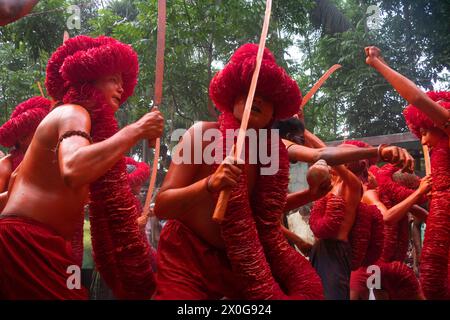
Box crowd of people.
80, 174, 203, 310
0, 0, 449, 300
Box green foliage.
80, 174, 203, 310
0, 0, 448, 155
297, 0, 449, 140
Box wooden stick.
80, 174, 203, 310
63, 31, 70, 43
301, 64, 342, 110
423, 145, 431, 175
212, 0, 273, 222
37, 81, 45, 98
143, 0, 166, 218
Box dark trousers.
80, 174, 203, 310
309, 238, 352, 300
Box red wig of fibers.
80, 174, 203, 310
339, 140, 373, 184
403, 91, 450, 138
125, 157, 150, 191
0, 97, 50, 148
349, 203, 384, 270
369, 165, 379, 176
209, 44, 301, 121
310, 195, 384, 270
309, 194, 345, 239
46, 35, 154, 299
46, 35, 138, 106
419, 138, 450, 299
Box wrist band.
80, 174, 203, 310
55, 130, 93, 154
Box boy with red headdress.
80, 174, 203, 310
154, 43, 324, 299
366, 46, 450, 299
0, 35, 163, 299
0, 96, 50, 193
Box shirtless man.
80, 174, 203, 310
365, 46, 450, 300
154, 44, 323, 300
303, 130, 412, 299
0, 35, 163, 299
365, 46, 450, 146
306, 139, 364, 299
0, 0, 39, 26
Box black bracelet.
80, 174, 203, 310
55, 130, 93, 154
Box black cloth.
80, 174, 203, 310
309, 238, 352, 300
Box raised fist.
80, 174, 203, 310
365, 46, 386, 66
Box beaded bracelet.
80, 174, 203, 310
55, 130, 93, 153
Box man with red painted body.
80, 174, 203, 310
366, 46, 450, 299
154, 44, 324, 300
0, 35, 163, 299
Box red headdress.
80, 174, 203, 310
369, 165, 380, 176
209, 43, 301, 121
403, 91, 450, 138
342, 139, 371, 148
125, 157, 150, 191
0, 97, 50, 148
45, 35, 138, 106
